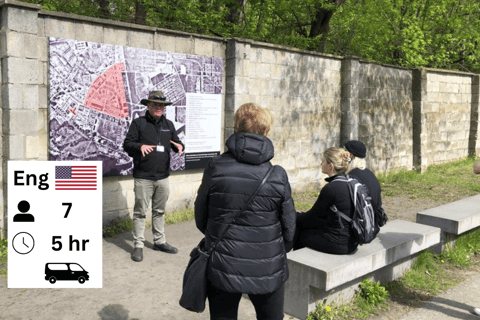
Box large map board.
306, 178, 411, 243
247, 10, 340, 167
48, 37, 223, 176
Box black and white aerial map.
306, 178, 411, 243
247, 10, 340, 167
49, 37, 223, 176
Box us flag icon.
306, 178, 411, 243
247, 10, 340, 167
55, 166, 97, 190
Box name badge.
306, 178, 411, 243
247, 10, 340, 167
156, 145, 165, 152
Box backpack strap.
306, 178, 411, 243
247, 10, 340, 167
330, 205, 351, 229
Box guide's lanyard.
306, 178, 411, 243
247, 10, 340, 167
156, 120, 171, 153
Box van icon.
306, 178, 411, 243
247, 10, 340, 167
45, 263, 89, 284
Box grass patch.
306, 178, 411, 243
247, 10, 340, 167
307, 278, 389, 320
377, 156, 480, 202
0, 238, 7, 278
293, 189, 320, 212
103, 208, 195, 238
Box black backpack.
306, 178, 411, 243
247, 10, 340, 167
330, 175, 377, 245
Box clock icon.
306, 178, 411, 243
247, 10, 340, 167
12, 232, 35, 254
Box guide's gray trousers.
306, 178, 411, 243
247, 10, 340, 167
132, 177, 170, 248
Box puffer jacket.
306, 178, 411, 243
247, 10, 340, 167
194, 132, 296, 294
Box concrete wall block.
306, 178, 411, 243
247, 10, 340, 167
175, 35, 194, 54
37, 17, 45, 37
1, 30, 25, 58
7, 110, 39, 135
103, 177, 120, 193
2, 83, 22, 109
227, 40, 248, 60
4, 58, 40, 84
194, 38, 213, 57
38, 128, 48, 160
23, 84, 38, 110
226, 58, 243, 77
3, 6, 38, 34
261, 49, 276, 64
212, 41, 225, 58
255, 63, 271, 79
25, 135, 40, 159
103, 190, 128, 212
104, 27, 128, 47
37, 36, 48, 62
24, 33, 39, 60
38, 85, 47, 109
44, 17, 75, 40
154, 32, 176, 52
129, 30, 154, 49
8, 135, 25, 159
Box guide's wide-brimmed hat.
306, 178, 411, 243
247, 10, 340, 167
141, 91, 172, 106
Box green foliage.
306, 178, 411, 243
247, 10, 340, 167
0, 238, 7, 277
103, 218, 134, 238
358, 278, 389, 305
306, 299, 352, 320
19, 0, 480, 72
327, 0, 480, 72
306, 279, 389, 320
441, 227, 480, 267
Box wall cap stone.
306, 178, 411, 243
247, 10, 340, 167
38, 9, 227, 44
228, 37, 343, 60
359, 58, 412, 71
424, 67, 477, 77
0, 0, 41, 10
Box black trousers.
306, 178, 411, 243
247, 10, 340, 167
207, 282, 285, 320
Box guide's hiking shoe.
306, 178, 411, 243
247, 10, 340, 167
153, 242, 178, 254
131, 247, 143, 262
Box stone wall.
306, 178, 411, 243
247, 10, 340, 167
423, 71, 472, 166
1, 0, 480, 238
226, 39, 342, 191
357, 62, 413, 172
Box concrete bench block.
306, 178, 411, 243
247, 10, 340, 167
285, 220, 441, 319
416, 195, 480, 235
416, 194, 480, 253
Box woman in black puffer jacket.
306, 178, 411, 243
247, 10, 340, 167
195, 103, 296, 320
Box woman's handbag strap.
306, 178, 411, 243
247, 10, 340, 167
209, 165, 275, 253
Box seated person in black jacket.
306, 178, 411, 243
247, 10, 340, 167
293, 147, 358, 255
344, 140, 385, 232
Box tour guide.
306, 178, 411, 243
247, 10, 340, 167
123, 91, 184, 262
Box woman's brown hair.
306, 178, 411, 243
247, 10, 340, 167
234, 103, 273, 136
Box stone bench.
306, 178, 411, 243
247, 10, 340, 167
284, 220, 441, 320
416, 194, 480, 253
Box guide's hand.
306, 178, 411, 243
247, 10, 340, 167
170, 140, 183, 155
141, 145, 155, 157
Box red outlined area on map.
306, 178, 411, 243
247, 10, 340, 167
83, 63, 128, 119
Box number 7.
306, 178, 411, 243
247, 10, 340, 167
62, 203, 72, 218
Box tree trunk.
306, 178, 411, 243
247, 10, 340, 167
227, 0, 247, 24
94, 0, 111, 19
135, 0, 147, 25
309, 0, 344, 52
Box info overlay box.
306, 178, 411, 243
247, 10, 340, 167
8, 161, 102, 288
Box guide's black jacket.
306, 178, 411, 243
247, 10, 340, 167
194, 132, 296, 294
123, 111, 184, 180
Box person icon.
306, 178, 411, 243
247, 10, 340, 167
13, 200, 34, 222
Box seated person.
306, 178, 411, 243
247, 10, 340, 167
344, 140, 386, 231
293, 147, 357, 255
